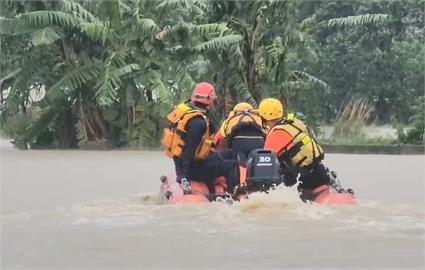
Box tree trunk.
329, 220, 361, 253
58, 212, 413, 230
91, 104, 108, 136
224, 85, 233, 115
243, 13, 261, 103
57, 108, 77, 148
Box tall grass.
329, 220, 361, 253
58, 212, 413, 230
332, 97, 373, 139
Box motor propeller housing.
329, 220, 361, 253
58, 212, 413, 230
244, 149, 282, 193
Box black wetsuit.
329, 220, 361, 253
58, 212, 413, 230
224, 124, 265, 193
228, 125, 264, 162
297, 162, 331, 190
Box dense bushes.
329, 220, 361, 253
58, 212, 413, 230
1, 0, 423, 148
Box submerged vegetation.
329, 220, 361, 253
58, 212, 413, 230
0, 0, 424, 149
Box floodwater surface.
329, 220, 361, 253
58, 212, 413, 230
1, 140, 424, 269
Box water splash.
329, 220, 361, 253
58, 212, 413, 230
3, 189, 424, 236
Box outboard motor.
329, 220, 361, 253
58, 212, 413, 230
244, 149, 282, 193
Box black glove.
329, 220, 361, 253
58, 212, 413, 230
281, 160, 298, 187
177, 176, 191, 194
347, 188, 355, 197
233, 185, 248, 196
283, 171, 297, 187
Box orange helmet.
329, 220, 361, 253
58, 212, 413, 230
191, 82, 216, 107
232, 102, 253, 113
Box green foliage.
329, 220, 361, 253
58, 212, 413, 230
47, 63, 101, 101
299, 0, 424, 125
58, 0, 97, 22
1, 112, 30, 149
31, 27, 63, 46
1, 0, 423, 149
393, 97, 424, 144
81, 22, 114, 45
194, 34, 243, 51
322, 13, 391, 28
131, 18, 160, 37
17, 11, 84, 28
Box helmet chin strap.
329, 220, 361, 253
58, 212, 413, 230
265, 118, 280, 130
190, 100, 208, 112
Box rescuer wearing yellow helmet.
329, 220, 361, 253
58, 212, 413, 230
258, 98, 353, 201
213, 102, 266, 192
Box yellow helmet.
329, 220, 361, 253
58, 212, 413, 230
259, 98, 284, 121
233, 102, 253, 112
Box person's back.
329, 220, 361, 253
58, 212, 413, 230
215, 103, 265, 162
259, 98, 353, 201
226, 113, 265, 163
171, 103, 209, 181
162, 82, 237, 194
214, 103, 266, 193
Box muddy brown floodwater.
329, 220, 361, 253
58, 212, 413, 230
1, 140, 424, 269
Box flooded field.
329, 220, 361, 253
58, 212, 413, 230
1, 141, 424, 269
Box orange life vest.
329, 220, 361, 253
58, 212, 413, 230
221, 110, 264, 138
162, 103, 213, 160
270, 113, 323, 167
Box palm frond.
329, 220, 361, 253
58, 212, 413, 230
47, 63, 100, 101
118, 0, 132, 16
27, 105, 61, 142
130, 17, 161, 39
17, 11, 84, 29
192, 23, 228, 36
173, 64, 196, 92
94, 51, 131, 106
81, 22, 114, 44
98, 0, 128, 25
114, 63, 141, 77
300, 15, 317, 31
266, 37, 285, 61
194, 34, 243, 51
127, 102, 160, 147
0, 69, 22, 86
95, 53, 122, 106
166, 21, 190, 35
292, 70, 329, 91
95, 69, 121, 106
229, 73, 256, 105
321, 14, 391, 29
280, 80, 305, 94
188, 59, 211, 76
192, 0, 208, 13
31, 27, 64, 46
0, 16, 40, 35
58, 0, 97, 22
157, 0, 205, 16
151, 78, 171, 103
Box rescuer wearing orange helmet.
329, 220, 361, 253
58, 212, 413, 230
162, 82, 237, 194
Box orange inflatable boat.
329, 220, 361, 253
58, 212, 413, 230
160, 150, 356, 205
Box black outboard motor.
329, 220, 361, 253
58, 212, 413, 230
244, 149, 282, 193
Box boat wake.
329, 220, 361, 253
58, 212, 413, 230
2, 186, 424, 238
